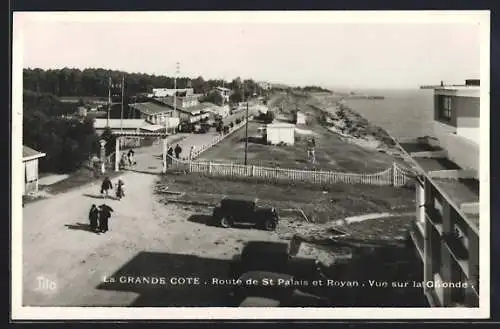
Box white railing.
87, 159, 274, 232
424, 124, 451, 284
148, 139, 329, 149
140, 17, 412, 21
169, 154, 416, 187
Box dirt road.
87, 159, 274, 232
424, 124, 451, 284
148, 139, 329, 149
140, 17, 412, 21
22, 133, 283, 307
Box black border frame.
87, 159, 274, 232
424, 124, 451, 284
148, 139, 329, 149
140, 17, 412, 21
8, 0, 499, 326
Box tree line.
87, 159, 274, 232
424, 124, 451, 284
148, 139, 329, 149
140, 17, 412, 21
22, 67, 288, 174
23, 68, 270, 104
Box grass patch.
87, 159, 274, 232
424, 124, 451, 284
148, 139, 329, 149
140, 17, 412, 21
156, 173, 414, 223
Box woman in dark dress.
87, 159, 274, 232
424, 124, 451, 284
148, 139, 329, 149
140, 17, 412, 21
88, 204, 99, 232
98, 205, 113, 233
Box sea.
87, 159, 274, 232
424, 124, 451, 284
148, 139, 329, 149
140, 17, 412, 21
341, 88, 435, 140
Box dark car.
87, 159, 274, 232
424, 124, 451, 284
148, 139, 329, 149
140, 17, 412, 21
177, 122, 195, 133
194, 123, 211, 134
212, 197, 279, 231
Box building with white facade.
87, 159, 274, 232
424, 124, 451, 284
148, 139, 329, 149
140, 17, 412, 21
23, 146, 46, 195
397, 79, 480, 308
266, 123, 295, 145
215, 87, 232, 103
151, 88, 194, 98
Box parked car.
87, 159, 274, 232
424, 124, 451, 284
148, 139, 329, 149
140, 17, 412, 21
195, 123, 211, 134
212, 197, 279, 230
177, 122, 195, 133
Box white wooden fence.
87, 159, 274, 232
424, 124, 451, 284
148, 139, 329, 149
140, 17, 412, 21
189, 119, 249, 159
168, 154, 416, 187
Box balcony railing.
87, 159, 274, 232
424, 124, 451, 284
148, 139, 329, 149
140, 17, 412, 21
411, 221, 425, 260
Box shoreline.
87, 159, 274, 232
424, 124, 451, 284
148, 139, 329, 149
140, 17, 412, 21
307, 93, 412, 166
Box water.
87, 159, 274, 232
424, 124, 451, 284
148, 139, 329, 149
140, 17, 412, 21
344, 89, 435, 139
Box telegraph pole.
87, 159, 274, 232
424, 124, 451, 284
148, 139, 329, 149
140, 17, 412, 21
174, 62, 180, 115
120, 75, 125, 132
244, 90, 249, 165
107, 76, 111, 127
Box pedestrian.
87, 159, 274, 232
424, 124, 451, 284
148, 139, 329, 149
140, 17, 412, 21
189, 145, 195, 160
120, 153, 128, 169
174, 144, 182, 159
100, 176, 113, 198
127, 149, 136, 166
116, 179, 125, 200
167, 147, 174, 167
88, 204, 99, 232
98, 204, 113, 233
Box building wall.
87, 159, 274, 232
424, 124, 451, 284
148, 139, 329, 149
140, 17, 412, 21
419, 177, 479, 307
266, 127, 295, 145
442, 133, 479, 175
24, 158, 39, 195
296, 113, 306, 124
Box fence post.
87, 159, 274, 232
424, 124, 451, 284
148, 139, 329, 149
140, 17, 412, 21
209, 161, 212, 175
392, 162, 397, 187
251, 165, 255, 177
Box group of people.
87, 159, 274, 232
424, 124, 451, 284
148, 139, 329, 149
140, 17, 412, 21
166, 144, 198, 166
119, 149, 136, 169
88, 204, 113, 233
166, 144, 185, 167
100, 176, 125, 200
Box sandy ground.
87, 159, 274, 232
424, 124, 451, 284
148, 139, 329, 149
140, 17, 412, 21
22, 169, 288, 307
22, 132, 287, 307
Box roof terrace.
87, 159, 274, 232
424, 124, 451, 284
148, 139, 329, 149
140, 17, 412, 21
397, 138, 480, 231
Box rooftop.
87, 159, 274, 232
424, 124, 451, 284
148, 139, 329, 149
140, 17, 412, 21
129, 102, 173, 115
267, 123, 296, 129
397, 138, 479, 230
93, 118, 148, 130
23, 145, 46, 160
158, 98, 211, 114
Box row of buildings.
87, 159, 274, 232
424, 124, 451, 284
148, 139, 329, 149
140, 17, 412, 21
92, 87, 238, 135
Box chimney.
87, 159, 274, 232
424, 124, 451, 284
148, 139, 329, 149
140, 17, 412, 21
440, 81, 444, 87
465, 79, 480, 86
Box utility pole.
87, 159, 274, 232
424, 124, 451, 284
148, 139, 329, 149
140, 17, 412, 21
120, 75, 125, 132
244, 91, 249, 165
174, 62, 180, 118
107, 76, 111, 127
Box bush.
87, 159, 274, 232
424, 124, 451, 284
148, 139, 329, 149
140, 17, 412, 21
223, 125, 230, 134
229, 122, 234, 128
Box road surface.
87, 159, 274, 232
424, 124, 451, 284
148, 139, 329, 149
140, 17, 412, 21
22, 133, 281, 306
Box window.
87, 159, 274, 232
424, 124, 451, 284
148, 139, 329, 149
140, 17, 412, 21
439, 96, 453, 121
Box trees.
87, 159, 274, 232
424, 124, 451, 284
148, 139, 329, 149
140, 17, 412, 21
23, 68, 235, 99
23, 91, 100, 173
201, 90, 224, 106
229, 91, 243, 104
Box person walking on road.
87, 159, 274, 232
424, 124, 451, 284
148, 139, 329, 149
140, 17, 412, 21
100, 177, 113, 199
189, 145, 195, 161
167, 147, 174, 167
88, 204, 99, 232
174, 144, 182, 159
98, 204, 113, 233
127, 149, 136, 166
116, 179, 125, 200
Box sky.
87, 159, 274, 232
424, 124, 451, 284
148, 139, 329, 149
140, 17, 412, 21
15, 11, 487, 90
